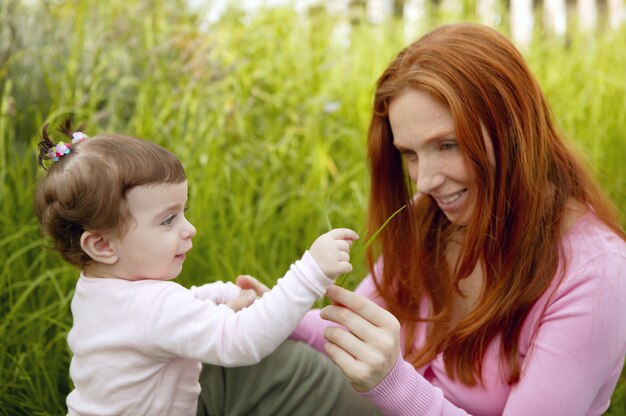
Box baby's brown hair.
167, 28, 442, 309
35, 119, 186, 268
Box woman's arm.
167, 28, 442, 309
321, 285, 469, 415
320, 250, 626, 416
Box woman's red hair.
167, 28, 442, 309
366, 23, 625, 385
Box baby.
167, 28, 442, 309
35, 119, 358, 415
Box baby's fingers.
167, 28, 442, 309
326, 228, 359, 243
236, 275, 270, 296
225, 289, 256, 311
338, 250, 350, 262
338, 261, 353, 275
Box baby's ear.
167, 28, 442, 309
80, 231, 118, 264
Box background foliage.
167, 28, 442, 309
1, 0, 624, 414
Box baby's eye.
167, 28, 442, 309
161, 214, 176, 226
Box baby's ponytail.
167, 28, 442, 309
37, 117, 87, 169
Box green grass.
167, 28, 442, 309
1, 1, 625, 414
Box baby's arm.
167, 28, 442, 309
190, 278, 267, 311
147, 228, 358, 366
190, 281, 242, 304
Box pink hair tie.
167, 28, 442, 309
48, 132, 88, 162
72, 132, 88, 144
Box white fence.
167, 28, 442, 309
197, 0, 626, 48
344, 0, 625, 47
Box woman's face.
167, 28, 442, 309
389, 88, 480, 226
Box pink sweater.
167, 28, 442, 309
293, 212, 626, 415
66, 251, 331, 416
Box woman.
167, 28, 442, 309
295, 23, 626, 414
199, 23, 626, 415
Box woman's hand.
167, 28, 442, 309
224, 275, 271, 311
320, 285, 401, 392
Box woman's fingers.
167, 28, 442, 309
323, 324, 373, 360
325, 285, 400, 331
321, 305, 399, 366
321, 285, 402, 392
321, 303, 376, 343
323, 330, 397, 392
323, 340, 364, 387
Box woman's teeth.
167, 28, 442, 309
440, 191, 464, 204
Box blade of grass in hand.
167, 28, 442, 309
337, 204, 407, 287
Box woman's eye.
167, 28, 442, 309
440, 142, 458, 151
161, 215, 176, 226
402, 150, 418, 161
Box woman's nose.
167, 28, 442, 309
416, 157, 444, 195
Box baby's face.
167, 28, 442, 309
110, 181, 196, 281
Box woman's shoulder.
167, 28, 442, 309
562, 209, 626, 264
554, 209, 626, 302
520, 210, 626, 348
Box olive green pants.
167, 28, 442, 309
196, 340, 381, 416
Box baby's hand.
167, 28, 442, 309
309, 228, 359, 279
236, 275, 270, 297
224, 275, 271, 311
225, 289, 257, 312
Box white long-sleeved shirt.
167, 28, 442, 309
66, 251, 331, 416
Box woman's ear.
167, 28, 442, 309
80, 231, 118, 264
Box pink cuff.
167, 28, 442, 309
361, 354, 443, 415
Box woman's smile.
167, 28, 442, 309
433, 189, 468, 212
